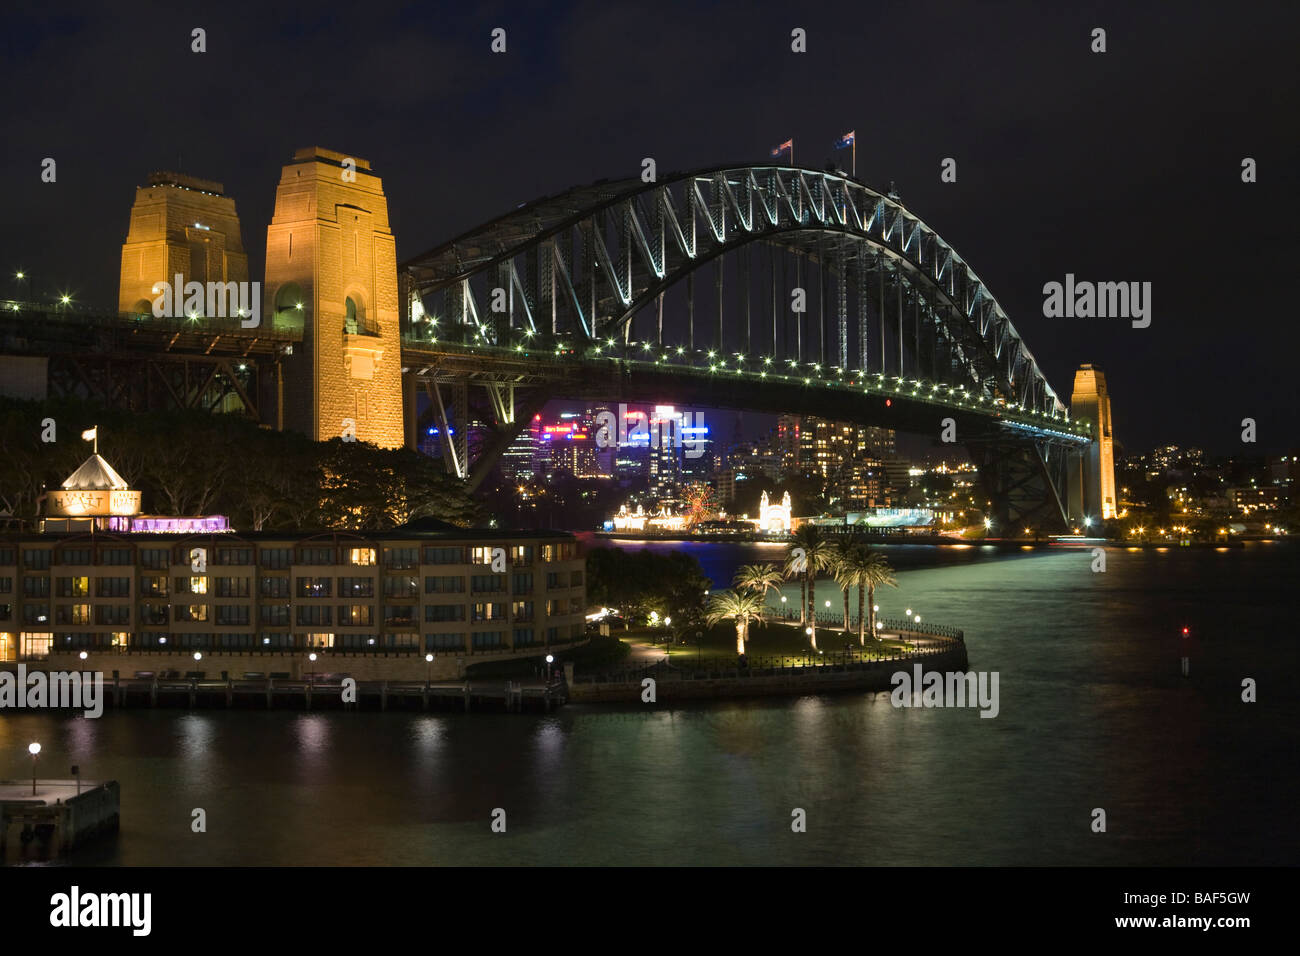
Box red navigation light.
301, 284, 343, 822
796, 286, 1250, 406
885, 399, 892, 407
1181, 627, 1190, 636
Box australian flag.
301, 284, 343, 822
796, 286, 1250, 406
834, 130, 855, 150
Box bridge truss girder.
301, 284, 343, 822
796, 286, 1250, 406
402, 165, 1067, 419
45, 352, 272, 421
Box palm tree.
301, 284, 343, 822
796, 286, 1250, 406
786, 524, 835, 650
862, 550, 898, 643
831, 543, 854, 632
734, 563, 783, 609
705, 589, 766, 656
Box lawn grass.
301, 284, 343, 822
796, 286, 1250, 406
650, 619, 912, 668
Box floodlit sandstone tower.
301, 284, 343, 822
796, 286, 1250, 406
1069, 364, 1117, 523
263, 147, 403, 448
118, 172, 248, 314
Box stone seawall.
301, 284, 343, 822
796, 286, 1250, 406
567, 645, 970, 703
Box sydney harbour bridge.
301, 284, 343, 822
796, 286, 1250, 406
0, 162, 1095, 532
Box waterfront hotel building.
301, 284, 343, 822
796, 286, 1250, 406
0, 456, 587, 681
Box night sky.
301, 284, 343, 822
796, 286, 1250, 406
2, 1, 1296, 454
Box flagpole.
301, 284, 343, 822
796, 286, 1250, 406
852, 139, 856, 177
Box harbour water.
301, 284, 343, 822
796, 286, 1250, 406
3, 539, 1296, 865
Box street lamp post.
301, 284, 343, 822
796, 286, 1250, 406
425, 653, 434, 687
29, 742, 41, 795
308, 652, 317, 684
545, 654, 554, 682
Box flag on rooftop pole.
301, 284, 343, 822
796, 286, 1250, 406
770, 139, 793, 166
81, 426, 97, 453
834, 131, 856, 176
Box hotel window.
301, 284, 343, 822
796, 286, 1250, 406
545, 626, 559, 643
0, 576, 11, 593
56, 576, 89, 597
571, 570, 584, 586
297, 546, 335, 565
215, 605, 250, 626
546, 599, 563, 616
424, 604, 465, 623
471, 574, 505, 593
424, 575, 464, 594
176, 605, 208, 623
472, 631, 505, 650
139, 604, 169, 626
509, 545, 533, 565
56, 604, 91, 625
140, 548, 171, 570
140, 574, 168, 597
472, 602, 504, 622
0, 548, 14, 565
260, 548, 292, 569
511, 572, 533, 594
259, 605, 290, 626
20, 632, 53, 657
22, 604, 50, 625
382, 547, 418, 570
383, 605, 417, 626
216, 577, 250, 597
383, 575, 418, 598
296, 577, 332, 598
570, 597, 583, 614
388, 633, 419, 649
0, 602, 12, 621
470, 546, 496, 565
216, 548, 252, 566
546, 572, 562, 589
95, 606, 131, 626
348, 547, 376, 566
297, 605, 332, 626
95, 577, 131, 598
23, 549, 51, 570
541, 544, 554, 563
511, 600, 533, 622
425, 633, 464, 651
259, 576, 290, 598
339, 577, 374, 597
100, 548, 133, 566
423, 546, 462, 564
259, 632, 292, 648
340, 605, 373, 626
59, 547, 92, 565
513, 628, 535, 646
304, 633, 335, 649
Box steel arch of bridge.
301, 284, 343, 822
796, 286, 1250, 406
402, 164, 1067, 419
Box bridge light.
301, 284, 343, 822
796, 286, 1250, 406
607, 338, 615, 347
885, 398, 891, 406
60, 294, 71, 304
295, 302, 303, 310
9, 304, 16, 312
642, 342, 651, 351
708, 350, 716, 358
15, 271, 23, 279
676, 346, 684, 354
764, 356, 772, 365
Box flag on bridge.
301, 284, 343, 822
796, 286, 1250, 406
81, 426, 98, 453
770, 139, 793, 165
834, 131, 856, 176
